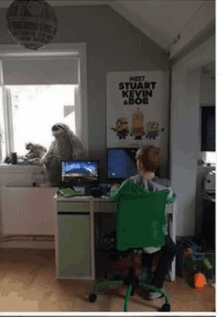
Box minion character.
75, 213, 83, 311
111, 117, 129, 140
145, 121, 164, 140
130, 109, 145, 140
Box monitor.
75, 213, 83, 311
107, 148, 138, 183
61, 160, 99, 188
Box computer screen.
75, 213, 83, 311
61, 160, 99, 188
107, 148, 138, 182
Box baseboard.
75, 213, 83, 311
0, 241, 55, 249
0, 235, 55, 249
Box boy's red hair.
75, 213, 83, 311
136, 146, 162, 173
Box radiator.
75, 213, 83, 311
1, 187, 58, 235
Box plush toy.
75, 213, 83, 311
4, 156, 12, 164
25, 142, 47, 166
41, 123, 85, 187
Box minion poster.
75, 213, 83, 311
107, 71, 169, 149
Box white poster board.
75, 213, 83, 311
107, 71, 169, 151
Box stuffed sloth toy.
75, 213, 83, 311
25, 143, 47, 166
41, 123, 85, 187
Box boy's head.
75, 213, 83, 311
135, 146, 161, 174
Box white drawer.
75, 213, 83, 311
93, 201, 117, 212
58, 202, 90, 212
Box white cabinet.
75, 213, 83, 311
58, 214, 91, 278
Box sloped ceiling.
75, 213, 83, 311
0, 0, 215, 57
110, 0, 206, 50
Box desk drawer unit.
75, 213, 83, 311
58, 213, 91, 278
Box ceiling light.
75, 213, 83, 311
6, 0, 58, 50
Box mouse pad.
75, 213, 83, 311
62, 188, 76, 196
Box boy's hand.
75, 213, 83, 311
111, 184, 120, 192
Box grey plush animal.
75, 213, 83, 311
25, 142, 47, 166
41, 123, 85, 187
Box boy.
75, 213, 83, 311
111, 146, 176, 300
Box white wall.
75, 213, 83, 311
170, 69, 201, 236
170, 35, 215, 237
200, 71, 215, 106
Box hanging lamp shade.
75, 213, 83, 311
6, 0, 58, 50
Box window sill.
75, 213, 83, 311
197, 164, 216, 170
0, 164, 44, 173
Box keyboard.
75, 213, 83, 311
73, 187, 86, 194
59, 187, 86, 197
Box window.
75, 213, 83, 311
201, 106, 215, 152
203, 152, 216, 165
199, 105, 216, 165
0, 44, 88, 164
4, 85, 77, 156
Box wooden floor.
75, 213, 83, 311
0, 248, 215, 312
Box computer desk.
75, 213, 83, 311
54, 195, 177, 282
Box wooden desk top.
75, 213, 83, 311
54, 194, 112, 202
54, 194, 174, 214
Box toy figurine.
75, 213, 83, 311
25, 142, 47, 166
41, 123, 84, 187
130, 109, 145, 140
145, 121, 164, 140
183, 239, 213, 288
111, 117, 129, 140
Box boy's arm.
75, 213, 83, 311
110, 179, 134, 201
153, 178, 176, 203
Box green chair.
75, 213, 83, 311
89, 185, 174, 312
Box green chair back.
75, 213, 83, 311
116, 191, 169, 251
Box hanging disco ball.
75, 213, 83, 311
6, 0, 58, 50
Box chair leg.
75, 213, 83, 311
140, 283, 169, 301
124, 284, 133, 312
89, 280, 124, 303
93, 280, 124, 295
139, 282, 170, 311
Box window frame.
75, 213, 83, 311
0, 43, 89, 166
